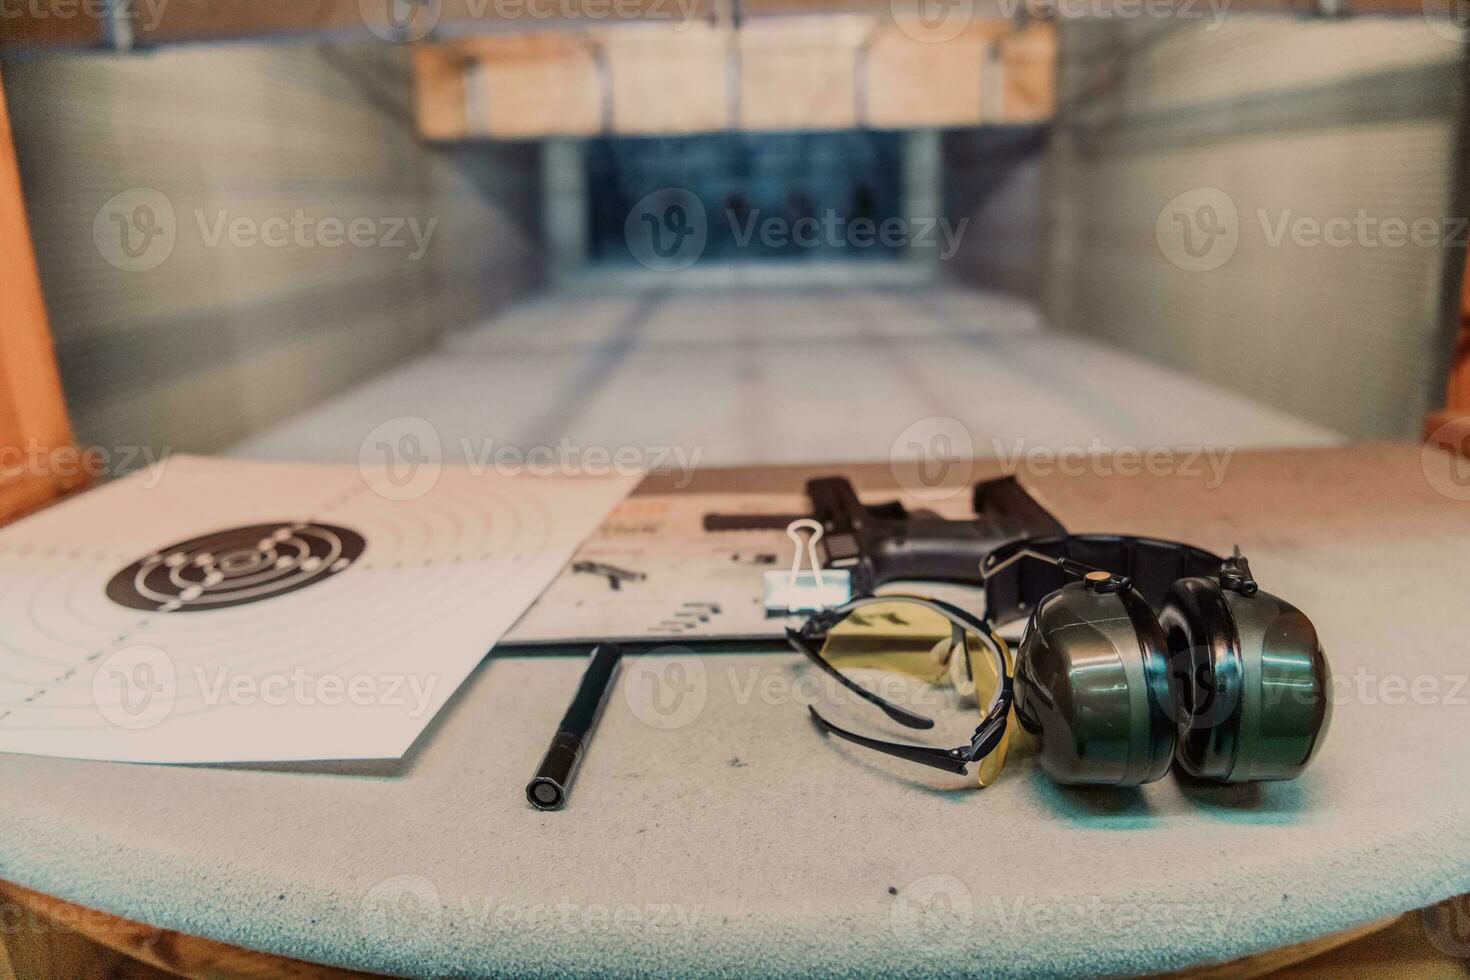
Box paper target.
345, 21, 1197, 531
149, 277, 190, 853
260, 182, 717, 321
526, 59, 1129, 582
106, 523, 366, 613
0, 456, 636, 762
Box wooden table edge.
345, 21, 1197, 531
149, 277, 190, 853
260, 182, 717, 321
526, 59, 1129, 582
6, 876, 1459, 979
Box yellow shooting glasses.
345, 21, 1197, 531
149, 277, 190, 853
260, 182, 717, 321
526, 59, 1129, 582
786, 595, 1015, 787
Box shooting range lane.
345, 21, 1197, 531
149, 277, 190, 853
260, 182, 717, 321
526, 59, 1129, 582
1, 447, 1466, 977
230, 267, 1341, 466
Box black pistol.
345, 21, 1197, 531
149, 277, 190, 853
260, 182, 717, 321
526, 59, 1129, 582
702, 475, 1065, 596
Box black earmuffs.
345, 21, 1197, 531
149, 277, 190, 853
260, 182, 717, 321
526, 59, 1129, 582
982, 535, 1332, 787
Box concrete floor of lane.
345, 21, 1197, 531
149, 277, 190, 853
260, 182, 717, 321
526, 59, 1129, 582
232, 263, 1342, 466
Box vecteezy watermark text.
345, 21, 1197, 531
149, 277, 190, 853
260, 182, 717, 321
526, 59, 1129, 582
358, 874, 703, 944
194, 210, 437, 260
356, 0, 701, 42
889, 0, 1228, 44
992, 437, 1234, 489
93, 646, 443, 730
193, 666, 440, 718
475, 0, 700, 24
1003, 0, 1228, 25
459, 437, 701, 483
358, 416, 704, 501
1158, 187, 1470, 273
94, 188, 439, 272
0, 439, 169, 487
726, 211, 968, 259
886, 419, 1236, 503
625, 188, 969, 271
1257, 210, 1468, 251
0, 0, 168, 31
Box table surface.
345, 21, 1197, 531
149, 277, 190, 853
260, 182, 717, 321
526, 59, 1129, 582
3, 445, 1468, 978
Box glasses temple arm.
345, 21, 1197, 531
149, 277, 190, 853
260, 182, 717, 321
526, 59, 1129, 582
785, 628, 934, 730
806, 707, 971, 775
806, 699, 1011, 776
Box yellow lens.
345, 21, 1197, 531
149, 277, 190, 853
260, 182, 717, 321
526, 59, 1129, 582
967, 631, 1014, 788
820, 599, 955, 683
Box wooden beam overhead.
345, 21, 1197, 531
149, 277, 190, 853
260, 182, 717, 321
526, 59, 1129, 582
413, 45, 471, 140
598, 23, 729, 134
465, 33, 604, 136
737, 16, 870, 131
412, 17, 1056, 139
1000, 22, 1056, 122
864, 21, 1009, 128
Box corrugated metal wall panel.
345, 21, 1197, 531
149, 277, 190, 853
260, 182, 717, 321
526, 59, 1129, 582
1066, 19, 1460, 114
2, 43, 542, 458
1048, 18, 1465, 439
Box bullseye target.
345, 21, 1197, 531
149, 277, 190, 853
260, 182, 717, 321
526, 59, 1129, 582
105, 524, 366, 613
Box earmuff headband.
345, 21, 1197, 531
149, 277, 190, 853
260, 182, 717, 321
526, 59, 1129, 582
982, 534, 1225, 627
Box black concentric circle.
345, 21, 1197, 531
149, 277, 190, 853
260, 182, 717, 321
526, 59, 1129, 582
105, 523, 366, 613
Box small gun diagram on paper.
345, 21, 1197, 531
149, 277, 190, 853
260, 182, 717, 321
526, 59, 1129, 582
571, 560, 649, 591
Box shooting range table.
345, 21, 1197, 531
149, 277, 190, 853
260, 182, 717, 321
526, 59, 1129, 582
2, 445, 1468, 977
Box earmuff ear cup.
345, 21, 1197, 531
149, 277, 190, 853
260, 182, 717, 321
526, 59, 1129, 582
1160, 578, 1244, 781
1161, 578, 1332, 782
1014, 581, 1176, 786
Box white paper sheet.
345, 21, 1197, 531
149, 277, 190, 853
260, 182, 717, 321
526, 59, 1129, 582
0, 456, 635, 764
504, 492, 809, 644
